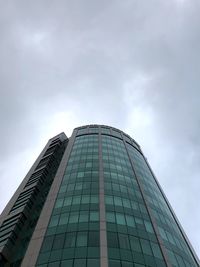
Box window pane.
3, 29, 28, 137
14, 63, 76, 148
49, 215, 59, 227
131, 201, 139, 210
77, 172, 84, 178
61, 260, 73, 267
59, 185, 67, 193
79, 211, 89, 222
151, 242, 163, 259
130, 236, 141, 252
109, 259, 121, 267
105, 196, 113, 205
41, 236, 54, 252
74, 259, 86, 267
135, 218, 143, 225
68, 183, 75, 191
88, 232, 99, 247
144, 220, 154, 233
64, 197, 72, 206
69, 212, 79, 223
121, 261, 134, 267
113, 183, 120, 191
90, 211, 99, 221
87, 259, 100, 267
82, 195, 90, 204
140, 239, 152, 256
122, 199, 131, 208
116, 213, 126, 225
76, 232, 87, 247
59, 213, 69, 225
86, 162, 92, 168
91, 195, 98, 203
107, 232, 119, 248
72, 196, 81, 205
114, 196, 123, 206
125, 215, 135, 228
52, 234, 65, 250
158, 227, 168, 241
55, 199, 64, 208
106, 212, 115, 223
75, 183, 82, 190
64, 232, 76, 248
119, 234, 130, 250
166, 249, 179, 266
49, 262, 60, 267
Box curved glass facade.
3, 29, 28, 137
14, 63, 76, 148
34, 125, 199, 267
36, 134, 100, 267
2, 125, 197, 267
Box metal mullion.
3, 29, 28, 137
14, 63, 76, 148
122, 138, 172, 267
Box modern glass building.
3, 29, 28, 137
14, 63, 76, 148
0, 125, 199, 267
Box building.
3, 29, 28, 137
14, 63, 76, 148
0, 125, 199, 267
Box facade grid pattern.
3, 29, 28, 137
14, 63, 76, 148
0, 125, 199, 267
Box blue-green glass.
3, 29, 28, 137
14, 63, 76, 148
102, 135, 167, 267
36, 134, 100, 266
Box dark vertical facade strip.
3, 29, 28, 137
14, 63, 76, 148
98, 126, 108, 267
122, 138, 172, 267
21, 130, 77, 267
143, 155, 200, 267
0, 139, 51, 265
0, 133, 68, 266
0, 139, 51, 222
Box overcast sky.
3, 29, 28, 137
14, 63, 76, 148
0, 0, 199, 258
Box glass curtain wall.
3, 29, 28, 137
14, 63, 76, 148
35, 125, 199, 267
36, 134, 100, 267
102, 135, 166, 267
